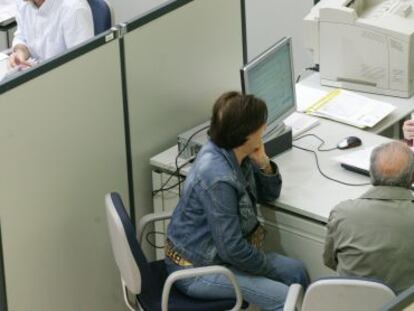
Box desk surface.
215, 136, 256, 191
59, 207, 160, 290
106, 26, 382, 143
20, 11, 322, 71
150, 118, 392, 224
0, 1, 15, 26
299, 73, 414, 135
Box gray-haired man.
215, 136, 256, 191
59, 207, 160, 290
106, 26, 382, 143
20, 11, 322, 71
324, 141, 414, 293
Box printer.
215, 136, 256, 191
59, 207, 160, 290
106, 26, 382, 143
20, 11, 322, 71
304, 0, 414, 97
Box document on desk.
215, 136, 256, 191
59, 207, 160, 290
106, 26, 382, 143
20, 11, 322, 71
0, 53, 38, 81
0, 53, 18, 81
295, 84, 328, 112
303, 89, 395, 128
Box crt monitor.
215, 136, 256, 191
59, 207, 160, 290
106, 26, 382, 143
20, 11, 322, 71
240, 37, 296, 137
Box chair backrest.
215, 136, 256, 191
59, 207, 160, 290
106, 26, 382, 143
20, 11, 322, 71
302, 278, 396, 311
105, 192, 152, 295
380, 284, 414, 311
87, 0, 112, 35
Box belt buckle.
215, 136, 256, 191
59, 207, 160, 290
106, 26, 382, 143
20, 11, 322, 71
165, 240, 192, 267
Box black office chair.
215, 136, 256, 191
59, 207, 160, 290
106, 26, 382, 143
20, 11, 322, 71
105, 192, 248, 311
87, 0, 113, 35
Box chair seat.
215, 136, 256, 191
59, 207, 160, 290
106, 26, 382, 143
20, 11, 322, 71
138, 260, 248, 311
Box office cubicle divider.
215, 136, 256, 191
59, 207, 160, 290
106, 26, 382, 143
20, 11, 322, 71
0, 31, 117, 94
121, 0, 244, 236
0, 0, 248, 306
241, 0, 248, 65
0, 222, 7, 311
125, 0, 192, 31
117, 33, 137, 227
0, 30, 129, 311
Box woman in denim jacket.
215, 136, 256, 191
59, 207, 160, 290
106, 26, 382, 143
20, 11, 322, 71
165, 92, 309, 311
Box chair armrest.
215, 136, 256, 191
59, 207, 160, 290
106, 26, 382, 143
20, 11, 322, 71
137, 210, 173, 243
283, 284, 304, 311
161, 265, 243, 311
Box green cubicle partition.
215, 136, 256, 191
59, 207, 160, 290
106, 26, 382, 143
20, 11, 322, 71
122, 0, 244, 228
0, 33, 129, 310
0, 221, 6, 311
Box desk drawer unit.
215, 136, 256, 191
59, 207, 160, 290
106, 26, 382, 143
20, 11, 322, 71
260, 206, 335, 281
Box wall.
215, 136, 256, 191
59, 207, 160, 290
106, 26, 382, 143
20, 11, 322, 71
123, 0, 244, 245
110, 0, 169, 24
244, 0, 315, 76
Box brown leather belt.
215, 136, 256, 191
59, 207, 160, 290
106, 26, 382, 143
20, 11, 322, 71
165, 239, 193, 267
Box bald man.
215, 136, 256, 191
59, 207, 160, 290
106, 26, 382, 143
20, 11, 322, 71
324, 141, 414, 293
9, 0, 93, 67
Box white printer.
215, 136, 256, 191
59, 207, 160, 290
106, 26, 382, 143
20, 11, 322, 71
304, 0, 414, 97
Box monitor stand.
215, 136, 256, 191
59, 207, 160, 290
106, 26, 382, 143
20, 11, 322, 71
263, 124, 292, 158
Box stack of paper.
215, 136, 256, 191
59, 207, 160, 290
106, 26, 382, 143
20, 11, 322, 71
295, 85, 395, 129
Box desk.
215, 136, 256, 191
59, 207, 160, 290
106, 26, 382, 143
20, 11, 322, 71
0, 0, 16, 49
150, 118, 392, 279
299, 73, 414, 137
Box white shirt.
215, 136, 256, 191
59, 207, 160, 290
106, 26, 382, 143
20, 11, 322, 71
12, 0, 94, 61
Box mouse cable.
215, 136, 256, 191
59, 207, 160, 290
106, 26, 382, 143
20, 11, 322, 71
296, 64, 320, 83
145, 230, 166, 249
293, 134, 370, 187
294, 133, 338, 152
152, 124, 210, 197
152, 162, 187, 197
175, 124, 210, 197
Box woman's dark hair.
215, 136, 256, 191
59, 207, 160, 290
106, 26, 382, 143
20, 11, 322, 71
209, 91, 268, 149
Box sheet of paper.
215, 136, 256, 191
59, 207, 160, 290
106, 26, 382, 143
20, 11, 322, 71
0, 52, 8, 61
313, 90, 395, 128
295, 84, 328, 112
0, 54, 36, 81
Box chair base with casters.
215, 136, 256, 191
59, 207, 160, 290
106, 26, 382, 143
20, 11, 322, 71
283, 278, 396, 311
105, 192, 249, 311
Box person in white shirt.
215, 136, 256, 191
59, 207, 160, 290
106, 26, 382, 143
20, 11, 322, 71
9, 0, 94, 68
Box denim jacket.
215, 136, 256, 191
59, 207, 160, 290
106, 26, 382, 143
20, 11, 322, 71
167, 140, 282, 276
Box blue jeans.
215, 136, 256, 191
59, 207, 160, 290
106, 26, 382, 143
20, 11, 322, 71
165, 252, 310, 311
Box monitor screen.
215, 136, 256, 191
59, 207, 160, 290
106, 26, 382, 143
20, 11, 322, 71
241, 37, 296, 137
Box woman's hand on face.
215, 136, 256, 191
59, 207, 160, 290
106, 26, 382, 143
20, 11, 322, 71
249, 142, 270, 170
403, 119, 414, 140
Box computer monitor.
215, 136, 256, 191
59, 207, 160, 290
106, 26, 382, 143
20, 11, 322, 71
241, 37, 296, 138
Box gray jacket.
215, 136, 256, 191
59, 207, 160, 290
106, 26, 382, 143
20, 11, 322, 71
324, 186, 414, 293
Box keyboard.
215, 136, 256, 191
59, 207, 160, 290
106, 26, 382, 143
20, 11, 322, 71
283, 112, 320, 138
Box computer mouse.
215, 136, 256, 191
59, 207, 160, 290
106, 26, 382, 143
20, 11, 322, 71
337, 136, 362, 150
